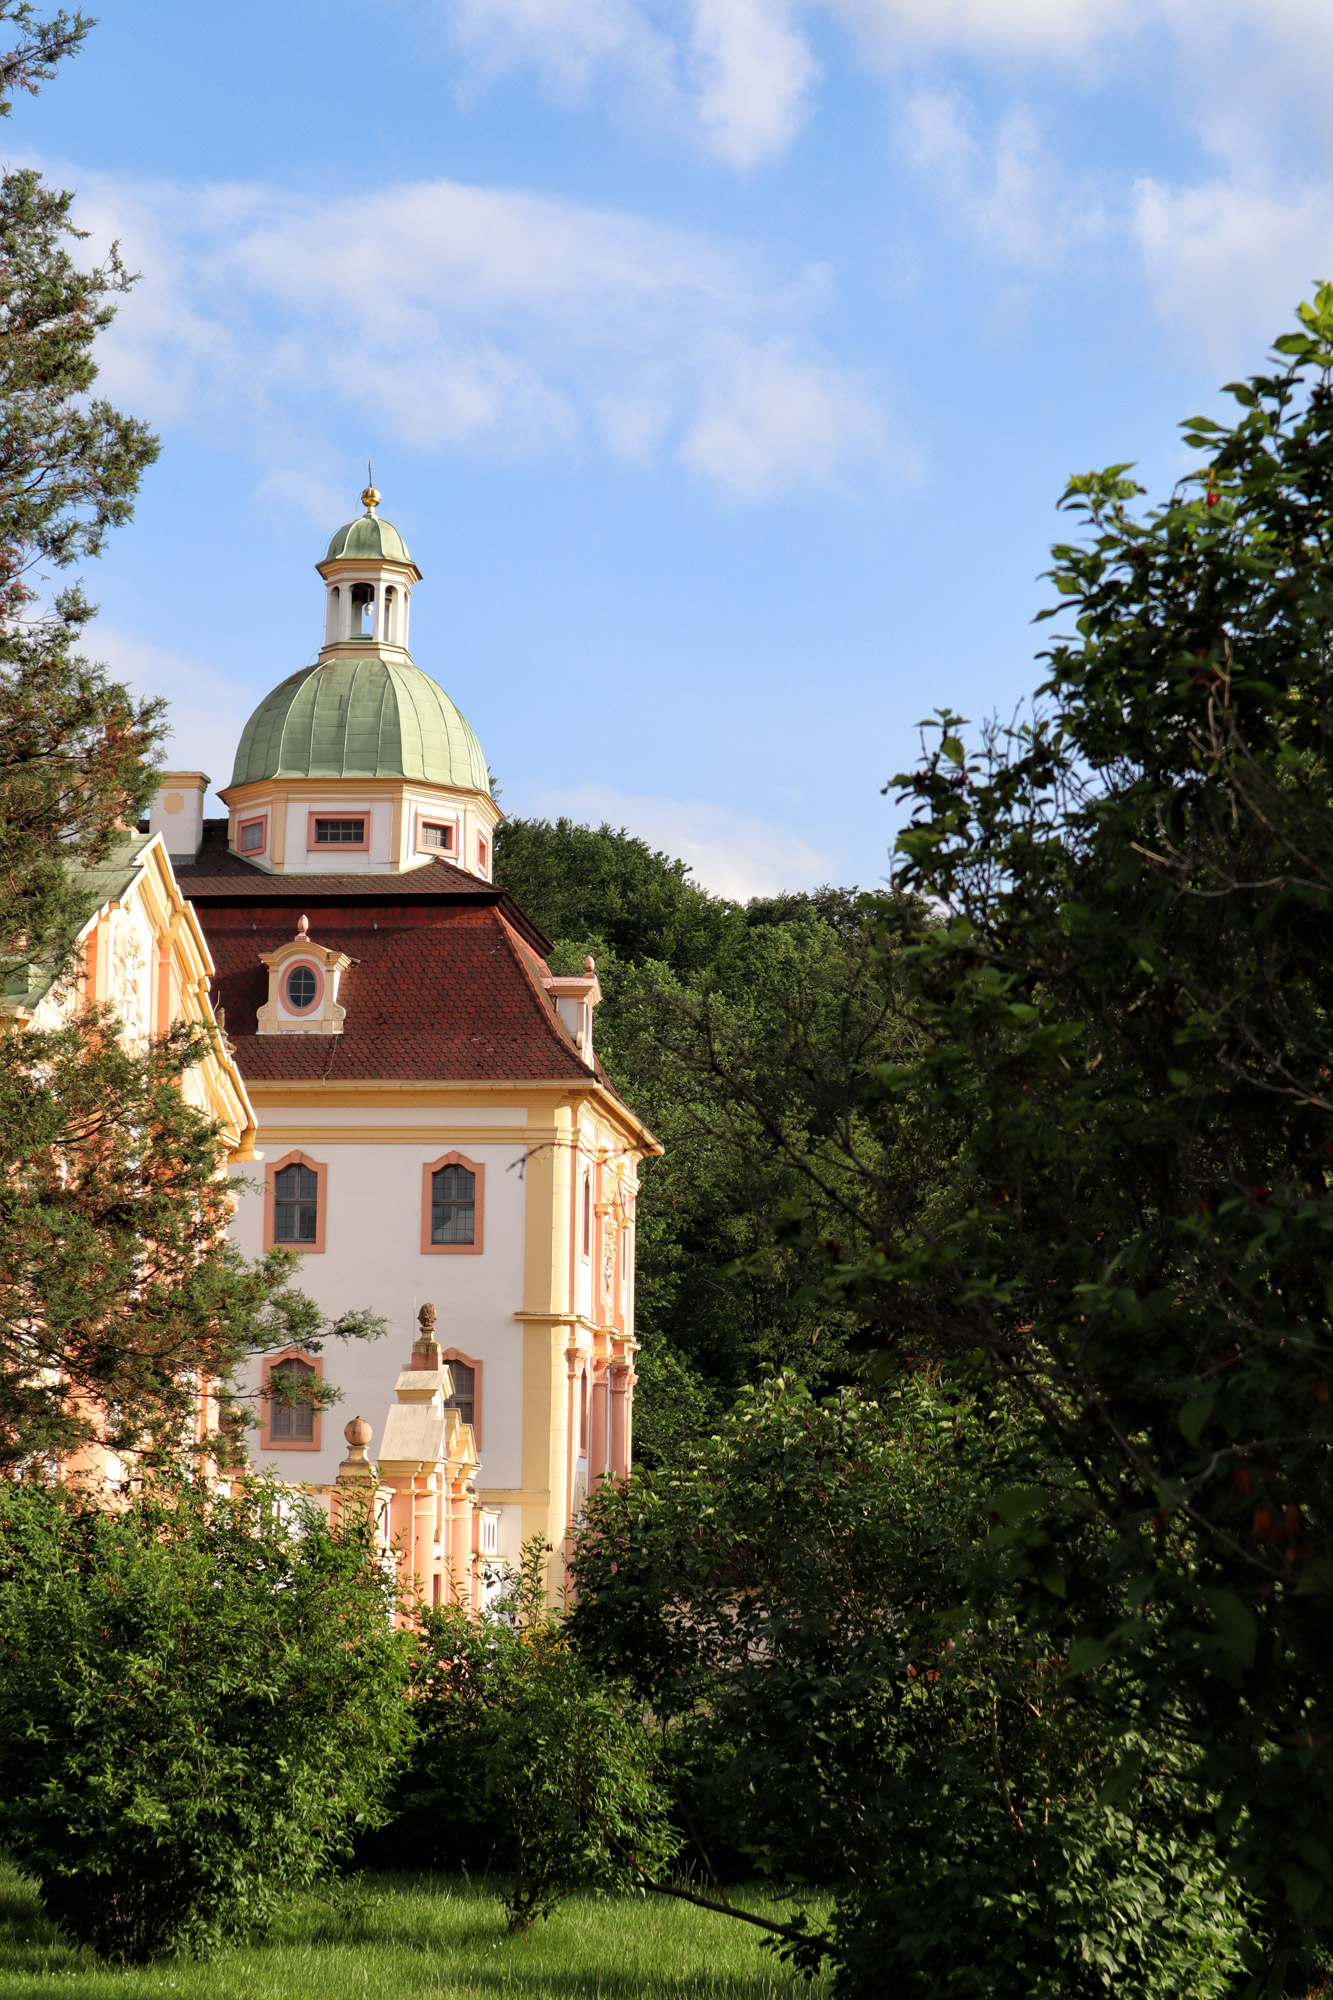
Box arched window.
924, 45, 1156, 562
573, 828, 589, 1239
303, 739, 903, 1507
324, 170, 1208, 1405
350, 582, 375, 638
431, 1162, 476, 1245
444, 1359, 475, 1429
274, 1161, 319, 1243
269, 1357, 316, 1441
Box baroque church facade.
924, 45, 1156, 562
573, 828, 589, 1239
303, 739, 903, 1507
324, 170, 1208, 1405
147, 488, 657, 1597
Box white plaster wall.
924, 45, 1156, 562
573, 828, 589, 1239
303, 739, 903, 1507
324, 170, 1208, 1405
282, 798, 391, 874
229, 1124, 530, 1491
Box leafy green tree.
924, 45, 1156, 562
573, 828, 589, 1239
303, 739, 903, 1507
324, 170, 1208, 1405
730, 287, 1333, 1980
573, 1375, 1248, 1999
0, 1475, 413, 1961
389, 1537, 679, 1931
498, 820, 928, 1449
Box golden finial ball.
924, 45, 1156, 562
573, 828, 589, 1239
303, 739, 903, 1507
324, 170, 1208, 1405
361, 484, 381, 514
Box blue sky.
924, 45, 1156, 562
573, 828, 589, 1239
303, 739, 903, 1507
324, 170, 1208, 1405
19, 1, 1333, 895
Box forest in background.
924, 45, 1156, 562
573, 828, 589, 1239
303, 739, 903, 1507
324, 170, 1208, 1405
493, 817, 924, 1462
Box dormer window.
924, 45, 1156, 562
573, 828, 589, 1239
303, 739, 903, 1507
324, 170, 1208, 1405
239, 814, 266, 854
314, 817, 365, 845
477, 834, 488, 874
257, 916, 351, 1036
419, 821, 453, 853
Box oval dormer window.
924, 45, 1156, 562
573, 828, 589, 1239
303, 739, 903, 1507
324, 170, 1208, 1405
286, 965, 317, 1010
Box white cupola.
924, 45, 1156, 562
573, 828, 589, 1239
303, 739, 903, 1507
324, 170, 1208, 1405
316, 482, 422, 653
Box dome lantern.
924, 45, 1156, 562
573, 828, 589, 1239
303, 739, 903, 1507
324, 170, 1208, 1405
317, 487, 422, 651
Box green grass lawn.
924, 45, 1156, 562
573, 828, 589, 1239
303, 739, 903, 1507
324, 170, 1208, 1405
0, 1864, 831, 2000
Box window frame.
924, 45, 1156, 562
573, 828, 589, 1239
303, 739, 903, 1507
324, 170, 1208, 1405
306, 811, 371, 853
416, 816, 457, 857
441, 1346, 483, 1446
281, 959, 324, 1017
420, 1150, 485, 1256
236, 812, 268, 856
264, 1149, 327, 1254
259, 1345, 324, 1454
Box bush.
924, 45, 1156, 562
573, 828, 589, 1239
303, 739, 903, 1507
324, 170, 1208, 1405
0, 1476, 413, 1962
573, 1375, 1251, 1998
394, 1538, 679, 1929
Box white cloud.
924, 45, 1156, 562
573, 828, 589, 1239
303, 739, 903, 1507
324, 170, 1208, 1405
67, 165, 882, 504
681, 334, 879, 495
88, 623, 258, 812
902, 90, 1105, 266
524, 780, 835, 898
831, 0, 1143, 67
447, 0, 676, 98
1133, 176, 1333, 366
441, 0, 816, 163
688, 0, 818, 168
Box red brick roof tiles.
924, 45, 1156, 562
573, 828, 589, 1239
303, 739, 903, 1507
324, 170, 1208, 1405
202, 902, 592, 1084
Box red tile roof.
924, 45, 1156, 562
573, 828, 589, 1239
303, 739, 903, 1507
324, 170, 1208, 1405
181, 824, 652, 1143
201, 901, 598, 1085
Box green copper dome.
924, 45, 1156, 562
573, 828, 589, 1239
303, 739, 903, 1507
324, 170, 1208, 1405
324, 511, 412, 564
229, 657, 489, 792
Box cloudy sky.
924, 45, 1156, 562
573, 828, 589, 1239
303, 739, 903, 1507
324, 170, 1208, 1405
21, 2, 1333, 895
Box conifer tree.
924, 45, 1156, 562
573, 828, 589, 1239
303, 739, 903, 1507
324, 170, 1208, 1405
0, 8, 382, 1469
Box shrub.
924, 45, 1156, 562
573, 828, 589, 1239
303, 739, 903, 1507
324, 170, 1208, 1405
0, 1476, 413, 1962
397, 1538, 679, 1929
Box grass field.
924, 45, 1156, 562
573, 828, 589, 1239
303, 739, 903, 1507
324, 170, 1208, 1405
0, 1864, 831, 2000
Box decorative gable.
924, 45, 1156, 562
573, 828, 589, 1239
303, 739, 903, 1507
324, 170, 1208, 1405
256, 914, 352, 1036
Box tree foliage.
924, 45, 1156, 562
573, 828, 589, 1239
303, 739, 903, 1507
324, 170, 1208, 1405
495, 818, 928, 1452
712, 286, 1333, 1978
0, 1476, 413, 1961
0, 1008, 383, 1469
572, 1375, 1248, 1998
391, 1537, 679, 1931
0, 6, 163, 975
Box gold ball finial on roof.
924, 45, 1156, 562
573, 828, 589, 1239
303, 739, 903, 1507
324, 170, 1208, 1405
361, 483, 380, 517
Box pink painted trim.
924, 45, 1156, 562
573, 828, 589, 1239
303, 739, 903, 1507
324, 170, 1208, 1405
259, 1345, 324, 1453
236, 813, 268, 856
264, 1149, 327, 1254
421, 1150, 485, 1255
307, 810, 371, 853
280, 958, 324, 1017
416, 817, 457, 856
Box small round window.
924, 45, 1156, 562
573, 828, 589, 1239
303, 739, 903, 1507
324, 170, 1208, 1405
286, 965, 317, 1010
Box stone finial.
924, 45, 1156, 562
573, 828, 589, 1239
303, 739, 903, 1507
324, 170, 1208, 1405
412, 1301, 442, 1371
336, 1414, 376, 1486
584, 955, 595, 973
297, 913, 309, 938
